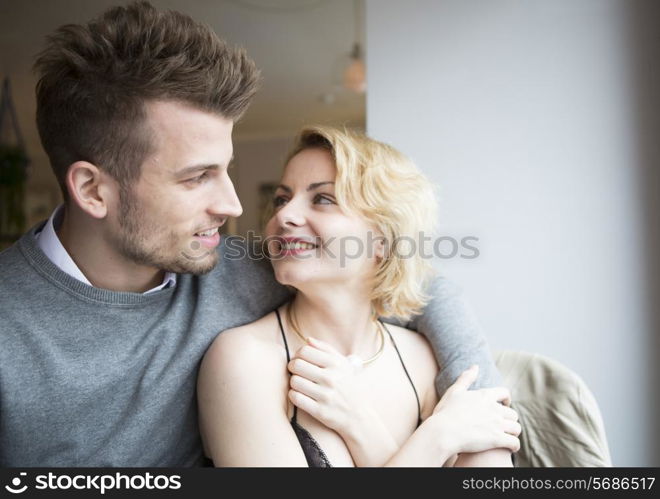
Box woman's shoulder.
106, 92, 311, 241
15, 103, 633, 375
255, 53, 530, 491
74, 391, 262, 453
197, 309, 294, 463
381, 321, 440, 417
203, 310, 286, 377
382, 322, 437, 366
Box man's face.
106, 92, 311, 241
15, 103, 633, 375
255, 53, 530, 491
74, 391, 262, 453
110, 100, 242, 275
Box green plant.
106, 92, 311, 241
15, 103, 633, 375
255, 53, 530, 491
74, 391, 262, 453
0, 144, 28, 237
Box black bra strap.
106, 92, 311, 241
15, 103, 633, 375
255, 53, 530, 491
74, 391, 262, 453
275, 307, 290, 363
275, 306, 298, 422
380, 321, 423, 427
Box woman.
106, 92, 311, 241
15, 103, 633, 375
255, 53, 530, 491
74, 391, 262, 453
197, 127, 520, 466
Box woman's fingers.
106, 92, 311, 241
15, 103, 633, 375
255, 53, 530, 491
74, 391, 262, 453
495, 434, 521, 453
449, 365, 479, 392
503, 419, 522, 437
294, 344, 336, 368
499, 405, 519, 421
481, 387, 512, 406
288, 357, 326, 383
290, 374, 325, 402
288, 389, 320, 419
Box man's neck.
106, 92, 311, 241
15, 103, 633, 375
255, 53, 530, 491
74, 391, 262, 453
57, 208, 165, 293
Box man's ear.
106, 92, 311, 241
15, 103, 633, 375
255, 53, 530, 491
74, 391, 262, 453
65, 161, 114, 219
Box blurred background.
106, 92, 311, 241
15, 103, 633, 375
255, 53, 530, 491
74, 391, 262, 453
1, 0, 658, 466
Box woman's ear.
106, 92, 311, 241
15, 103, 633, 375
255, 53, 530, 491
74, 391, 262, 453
65, 161, 113, 219
372, 233, 388, 262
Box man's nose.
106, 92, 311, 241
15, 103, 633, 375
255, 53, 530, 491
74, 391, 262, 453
210, 174, 243, 218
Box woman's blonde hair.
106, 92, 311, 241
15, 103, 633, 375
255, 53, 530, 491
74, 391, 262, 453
281, 126, 438, 321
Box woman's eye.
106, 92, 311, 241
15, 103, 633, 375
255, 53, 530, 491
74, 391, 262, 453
315, 194, 335, 205
273, 195, 288, 207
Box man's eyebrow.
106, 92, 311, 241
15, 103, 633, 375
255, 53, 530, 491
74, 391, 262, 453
175, 156, 234, 178
275, 181, 335, 193
175, 164, 219, 178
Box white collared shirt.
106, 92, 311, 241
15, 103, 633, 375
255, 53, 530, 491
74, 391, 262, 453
36, 205, 177, 294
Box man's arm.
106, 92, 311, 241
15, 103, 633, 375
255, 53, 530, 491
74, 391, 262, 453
401, 276, 502, 394
403, 276, 512, 467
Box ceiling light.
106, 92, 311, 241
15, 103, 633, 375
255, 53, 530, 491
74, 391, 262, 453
343, 0, 365, 93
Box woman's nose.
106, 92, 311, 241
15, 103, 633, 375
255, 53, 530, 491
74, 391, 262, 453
276, 199, 305, 227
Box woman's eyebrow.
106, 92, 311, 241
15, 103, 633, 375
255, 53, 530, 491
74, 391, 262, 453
307, 181, 335, 191
276, 181, 335, 193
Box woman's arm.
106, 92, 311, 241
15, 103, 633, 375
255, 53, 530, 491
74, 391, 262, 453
453, 449, 514, 467
288, 340, 520, 467
197, 329, 308, 467
390, 366, 520, 466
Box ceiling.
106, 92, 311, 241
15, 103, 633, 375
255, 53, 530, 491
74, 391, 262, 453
0, 0, 366, 138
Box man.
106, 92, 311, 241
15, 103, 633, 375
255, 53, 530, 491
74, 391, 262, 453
0, 1, 505, 466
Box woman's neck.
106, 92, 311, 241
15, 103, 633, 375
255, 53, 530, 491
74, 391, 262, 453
290, 287, 380, 358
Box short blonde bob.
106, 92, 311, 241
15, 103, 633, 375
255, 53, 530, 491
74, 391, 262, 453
280, 126, 438, 321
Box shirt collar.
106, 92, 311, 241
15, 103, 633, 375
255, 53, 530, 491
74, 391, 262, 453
36, 205, 177, 294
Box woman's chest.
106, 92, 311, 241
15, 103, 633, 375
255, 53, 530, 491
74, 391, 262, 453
293, 362, 422, 467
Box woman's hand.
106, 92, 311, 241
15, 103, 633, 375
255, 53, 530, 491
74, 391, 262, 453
429, 365, 521, 457
287, 337, 372, 437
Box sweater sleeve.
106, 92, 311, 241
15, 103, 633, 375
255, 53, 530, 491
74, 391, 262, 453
403, 275, 502, 394
219, 236, 294, 319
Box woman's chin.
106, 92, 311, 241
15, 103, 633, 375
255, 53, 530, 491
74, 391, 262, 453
273, 268, 302, 287
273, 268, 319, 290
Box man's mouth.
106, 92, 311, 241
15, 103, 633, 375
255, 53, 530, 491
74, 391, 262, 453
193, 227, 221, 249
195, 227, 219, 237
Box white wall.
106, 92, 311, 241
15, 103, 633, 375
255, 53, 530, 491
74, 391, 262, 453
367, 0, 659, 466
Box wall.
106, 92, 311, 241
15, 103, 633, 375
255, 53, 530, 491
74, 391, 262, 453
0, 0, 365, 233
233, 134, 295, 237
367, 0, 659, 465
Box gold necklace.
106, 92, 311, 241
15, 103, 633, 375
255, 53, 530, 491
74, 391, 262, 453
285, 301, 386, 366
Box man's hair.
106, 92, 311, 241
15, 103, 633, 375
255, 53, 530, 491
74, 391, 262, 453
34, 1, 260, 200
278, 126, 439, 321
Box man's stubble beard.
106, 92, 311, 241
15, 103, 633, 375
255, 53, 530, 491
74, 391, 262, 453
115, 187, 219, 275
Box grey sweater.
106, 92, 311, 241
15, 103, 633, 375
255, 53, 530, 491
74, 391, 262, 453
0, 223, 499, 466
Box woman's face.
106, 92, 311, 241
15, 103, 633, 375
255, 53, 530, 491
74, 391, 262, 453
265, 148, 383, 291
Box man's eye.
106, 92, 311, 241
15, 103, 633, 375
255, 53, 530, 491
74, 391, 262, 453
188, 171, 210, 184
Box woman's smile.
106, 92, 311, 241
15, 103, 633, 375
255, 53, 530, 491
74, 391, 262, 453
276, 237, 320, 257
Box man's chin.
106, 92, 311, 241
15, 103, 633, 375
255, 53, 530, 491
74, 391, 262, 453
167, 249, 219, 275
